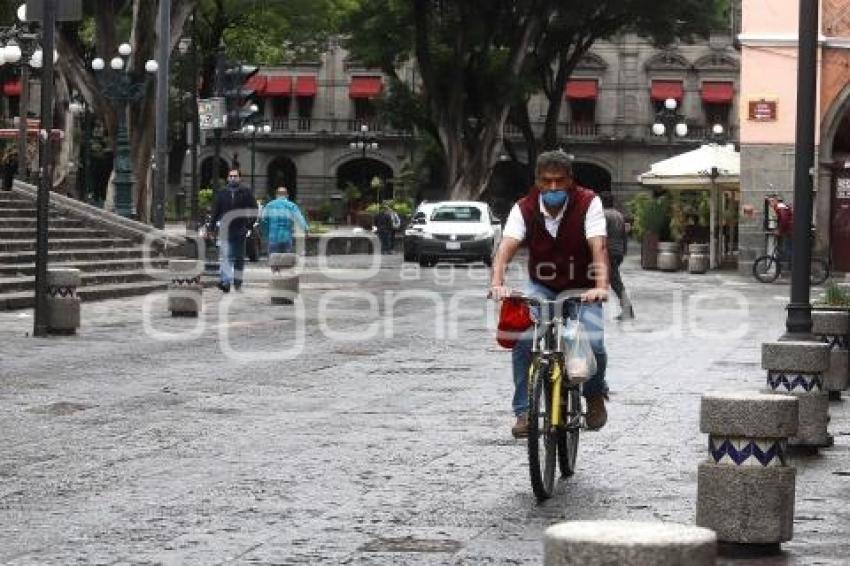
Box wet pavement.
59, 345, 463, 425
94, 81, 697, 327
0, 253, 848, 564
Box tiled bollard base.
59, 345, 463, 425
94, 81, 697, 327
168, 259, 203, 317
696, 391, 798, 548
544, 520, 716, 566
762, 341, 831, 449
46, 268, 81, 334
812, 310, 850, 399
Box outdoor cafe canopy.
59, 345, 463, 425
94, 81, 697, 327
638, 143, 740, 269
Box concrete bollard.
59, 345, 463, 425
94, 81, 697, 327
46, 268, 81, 334
168, 259, 203, 317
762, 341, 831, 449
269, 252, 299, 305
657, 242, 680, 272
696, 391, 798, 550
811, 309, 850, 400
688, 243, 710, 274
544, 520, 716, 566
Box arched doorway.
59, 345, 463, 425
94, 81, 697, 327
337, 158, 394, 204
267, 156, 297, 203
484, 159, 532, 219
200, 156, 230, 190
828, 113, 850, 272
573, 161, 612, 195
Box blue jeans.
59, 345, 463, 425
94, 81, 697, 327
269, 240, 293, 254
511, 281, 608, 417
220, 236, 246, 286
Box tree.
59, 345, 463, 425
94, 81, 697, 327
344, 0, 724, 201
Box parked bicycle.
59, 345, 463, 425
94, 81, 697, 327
507, 292, 587, 502
752, 245, 830, 285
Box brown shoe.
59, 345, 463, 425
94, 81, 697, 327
511, 414, 529, 438
585, 394, 608, 430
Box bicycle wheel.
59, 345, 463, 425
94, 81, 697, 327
752, 255, 780, 283
557, 386, 581, 477
810, 258, 830, 286
527, 359, 557, 502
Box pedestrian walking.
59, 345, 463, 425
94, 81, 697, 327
374, 204, 394, 254
211, 168, 258, 292
602, 193, 634, 320
2, 149, 18, 191
767, 195, 793, 260
261, 186, 309, 254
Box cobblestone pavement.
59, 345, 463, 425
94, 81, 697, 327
0, 254, 848, 565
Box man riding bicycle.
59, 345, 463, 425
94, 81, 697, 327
489, 150, 609, 437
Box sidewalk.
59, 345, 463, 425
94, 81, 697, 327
0, 255, 847, 564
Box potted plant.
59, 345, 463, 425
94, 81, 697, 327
627, 192, 669, 270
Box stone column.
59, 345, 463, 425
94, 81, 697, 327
168, 259, 203, 317
811, 309, 850, 400
762, 341, 831, 448
46, 268, 81, 335
688, 243, 710, 274
696, 391, 797, 550
269, 252, 299, 305
544, 520, 716, 566
657, 242, 680, 272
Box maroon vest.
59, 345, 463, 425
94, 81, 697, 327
517, 185, 597, 291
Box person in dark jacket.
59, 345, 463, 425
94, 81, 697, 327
2, 149, 18, 191
212, 169, 258, 292
374, 205, 394, 254
602, 193, 634, 320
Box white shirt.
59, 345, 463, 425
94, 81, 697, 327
503, 194, 607, 241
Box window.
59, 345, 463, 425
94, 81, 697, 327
431, 206, 482, 222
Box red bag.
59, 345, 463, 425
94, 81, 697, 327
496, 298, 533, 349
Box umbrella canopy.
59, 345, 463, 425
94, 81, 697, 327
638, 143, 740, 189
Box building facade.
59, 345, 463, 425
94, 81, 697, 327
739, 0, 850, 274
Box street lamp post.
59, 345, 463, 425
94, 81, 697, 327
90, 44, 158, 218
241, 113, 271, 195
349, 124, 379, 202
652, 97, 688, 150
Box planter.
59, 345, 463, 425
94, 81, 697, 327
657, 241, 681, 272
688, 243, 710, 274
641, 232, 659, 270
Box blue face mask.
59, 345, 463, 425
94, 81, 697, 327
542, 189, 568, 208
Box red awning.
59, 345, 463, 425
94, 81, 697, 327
264, 76, 292, 97
3, 79, 21, 97
349, 76, 383, 99
701, 81, 734, 104
564, 79, 599, 100
295, 75, 317, 97
650, 80, 684, 102
245, 74, 267, 95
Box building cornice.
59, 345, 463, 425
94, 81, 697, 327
738, 33, 850, 49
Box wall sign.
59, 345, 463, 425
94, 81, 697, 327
748, 99, 778, 121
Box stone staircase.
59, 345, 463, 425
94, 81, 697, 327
0, 190, 172, 310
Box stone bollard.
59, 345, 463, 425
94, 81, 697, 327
269, 252, 299, 305
168, 259, 203, 317
544, 520, 716, 566
657, 242, 680, 272
811, 309, 850, 400
696, 391, 798, 551
688, 243, 710, 274
762, 341, 831, 448
46, 268, 81, 334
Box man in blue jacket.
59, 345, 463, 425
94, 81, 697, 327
261, 186, 309, 254
212, 169, 258, 292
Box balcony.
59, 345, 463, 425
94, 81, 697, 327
253, 117, 413, 139
501, 120, 738, 145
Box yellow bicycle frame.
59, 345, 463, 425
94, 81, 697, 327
528, 355, 564, 427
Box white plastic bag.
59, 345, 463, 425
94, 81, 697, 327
562, 318, 597, 383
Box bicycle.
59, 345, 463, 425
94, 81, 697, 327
509, 292, 587, 502
752, 243, 830, 285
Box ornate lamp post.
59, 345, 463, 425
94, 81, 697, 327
349, 124, 379, 201
240, 111, 271, 195
652, 97, 688, 149
90, 43, 157, 218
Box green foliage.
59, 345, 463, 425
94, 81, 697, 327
198, 187, 215, 211
364, 199, 413, 216
626, 193, 669, 240
668, 192, 710, 242
822, 281, 850, 307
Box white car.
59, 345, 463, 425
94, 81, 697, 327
406, 201, 502, 267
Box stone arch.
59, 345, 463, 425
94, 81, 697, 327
819, 80, 850, 161
694, 50, 740, 72
572, 160, 612, 194
576, 52, 608, 72
266, 156, 298, 203
483, 159, 533, 219
200, 155, 230, 189
337, 157, 395, 202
